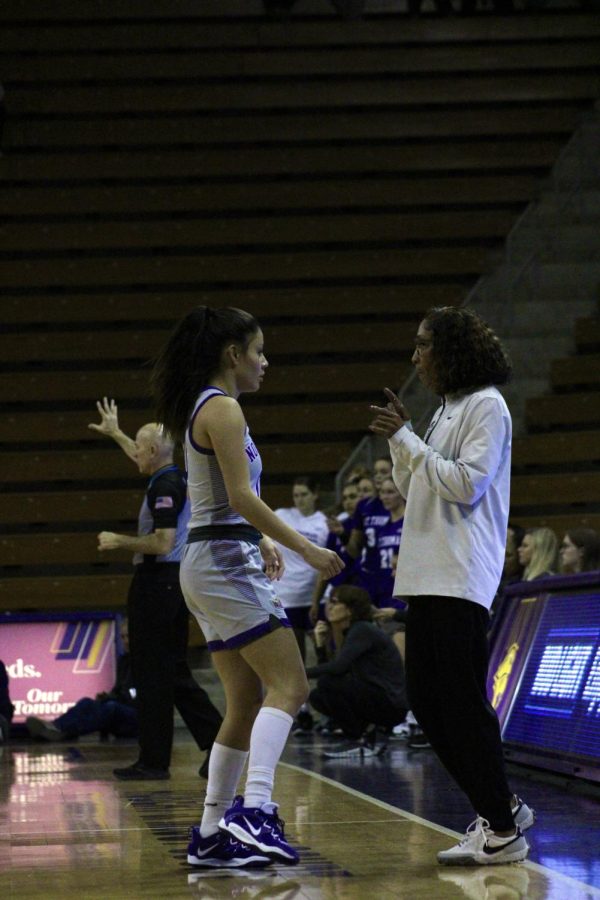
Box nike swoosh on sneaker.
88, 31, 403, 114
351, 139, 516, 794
482, 836, 520, 855
197, 842, 220, 855
242, 818, 264, 838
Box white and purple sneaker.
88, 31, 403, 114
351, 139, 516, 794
187, 825, 272, 868
219, 796, 299, 865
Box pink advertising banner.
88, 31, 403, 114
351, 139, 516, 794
0, 616, 117, 723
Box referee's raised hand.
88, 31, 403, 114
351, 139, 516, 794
89, 396, 119, 437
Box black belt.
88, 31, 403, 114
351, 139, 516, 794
187, 524, 263, 545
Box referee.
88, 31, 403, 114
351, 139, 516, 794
90, 398, 222, 780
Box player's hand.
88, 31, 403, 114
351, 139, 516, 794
89, 397, 120, 437
97, 531, 122, 551
303, 544, 344, 578
369, 388, 411, 438
259, 537, 285, 581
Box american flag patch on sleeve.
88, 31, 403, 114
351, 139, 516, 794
155, 496, 174, 509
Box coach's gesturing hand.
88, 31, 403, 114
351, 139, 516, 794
369, 388, 411, 438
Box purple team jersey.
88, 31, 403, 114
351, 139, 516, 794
348, 496, 389, 574
368, 515, 404, 608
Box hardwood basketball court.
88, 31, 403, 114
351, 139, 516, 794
3, 734, 599, 899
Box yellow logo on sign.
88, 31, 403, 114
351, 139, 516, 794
492, 642, 519, 709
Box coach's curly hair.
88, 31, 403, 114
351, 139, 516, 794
424, 306, 512, 395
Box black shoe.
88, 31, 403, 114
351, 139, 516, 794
316, 718, 344, 737
323, 724, 388, 759
25, 716, 67, 742
363, 725, 389, 757
407, 727, 431, 749
323, 739, 378, 758
113, 761, 170, 780
291, 709, 314, 735
323, 735, 387, 759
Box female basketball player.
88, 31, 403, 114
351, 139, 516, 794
151, 306, 343, 869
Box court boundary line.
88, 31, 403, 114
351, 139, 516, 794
282, 761, 600, 898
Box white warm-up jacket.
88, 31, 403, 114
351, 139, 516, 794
389, 386, 511, 610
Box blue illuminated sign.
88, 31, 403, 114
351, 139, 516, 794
503, 593, 600, 765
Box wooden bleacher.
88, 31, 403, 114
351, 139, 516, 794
1, 3, 600, 611
511, 309, 600, 538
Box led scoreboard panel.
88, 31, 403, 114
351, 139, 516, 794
489, 573, 600, 782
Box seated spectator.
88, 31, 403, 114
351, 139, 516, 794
373, 550, 406, 652
25, 619, 137, 743
274, 476, 329, 662
366, 477, 405, 609
504, 523, 526, 584
306, 586, 408, 758
559, 527, 600, 574
490, 522, 526, 626
310, 481, 362, 624
356, 475, 376, 501
517, 527, 558, 581
0, 660, 14, 743
345, 474, 390, 595
328, 479, 360, 529
372, 455, 393, 492
344, 463, 372, 485
274, 476, 330, 735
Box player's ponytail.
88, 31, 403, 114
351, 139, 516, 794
151, 306, 259, 442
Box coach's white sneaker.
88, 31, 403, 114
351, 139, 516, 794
511, 796, 535, 832
437, 817, 529, 866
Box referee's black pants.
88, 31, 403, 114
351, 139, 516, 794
405, 595, 514, 832
127, 564, 222, 771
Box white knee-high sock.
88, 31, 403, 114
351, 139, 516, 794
200, 742, 248, 837
244, 706, 293, 809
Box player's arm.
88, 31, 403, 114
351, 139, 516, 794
97, 528, 175, 555
202, 396, 343, 579
88, 397, 137, 463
